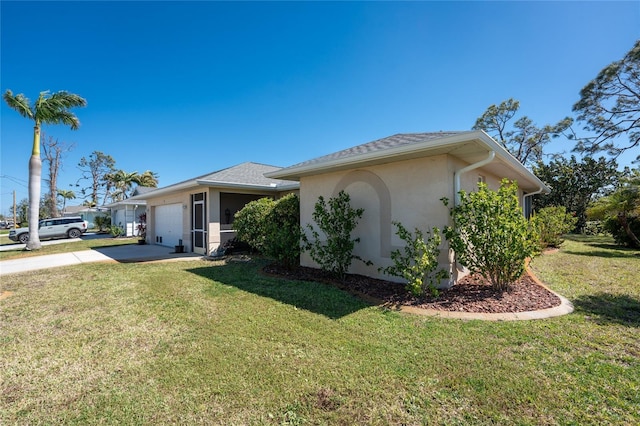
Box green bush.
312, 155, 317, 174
234, 197, 275, 252
532, 206, 578, 248
109, 225, 124, 237
379, 222, 448, 297
443, 179, 540, 292
94, 215, 111, 233
301, 190, 370, 280
263, 194, 301, 269
603, 215, 640, 247
583, 221, 606, 235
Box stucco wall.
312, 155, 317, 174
299, 154, 521, 286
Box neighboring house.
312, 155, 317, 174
103, 186, 155, 236
128, 162, 299, 255
266, 130, 550, 287
61, 205, 104, 229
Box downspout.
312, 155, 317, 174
447, 150, 496, 287
522, 188, 544, 218
453, 151, 495, 205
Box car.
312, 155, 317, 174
8, 217, 89, 244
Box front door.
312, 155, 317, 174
191, 192, 207, 255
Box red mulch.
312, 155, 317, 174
262, 264, 561, 313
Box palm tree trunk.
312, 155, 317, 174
618, 212, 640, 248
27, 125, 42, 250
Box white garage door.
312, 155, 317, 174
155, 204, 183, 248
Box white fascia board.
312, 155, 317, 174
128, 180, 199, 200
195, 180, 300, 192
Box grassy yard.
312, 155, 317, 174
0, 235, 138, 260
1, 235, 638, 424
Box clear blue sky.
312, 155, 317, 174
1, 1, 639, 215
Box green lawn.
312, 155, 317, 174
1, 235, 638, 424
0, 235, 138, 260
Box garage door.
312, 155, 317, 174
155, 204, 183, 248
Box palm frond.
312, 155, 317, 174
34, 91, 86, 129
3, 90, 34, 119
48, 91, 87, 109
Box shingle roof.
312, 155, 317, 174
197, 162, 298, 187
288, 131, 471, 168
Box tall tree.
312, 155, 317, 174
41, 132, 75, 217
532, 156, 619, 232
104, 169, 138, 202
133, 170, 159, 188
57, 189, 76, 214
573, 40, 640, 161
78, 151, 115, 207
3, 90, 86, 250
473, 98, 573, 167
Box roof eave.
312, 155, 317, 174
266, 130, 550, 193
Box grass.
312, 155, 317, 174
0, 234, 138, 260
1, 235, 639, 424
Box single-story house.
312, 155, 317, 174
62, 206, 105, 229
266, 130, 550, 287
128, 162, 299, 255
103, 187, 155, 236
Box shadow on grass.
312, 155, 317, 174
573, 292, 640, 326
187, 259, 372, 319
562, 249, 639, 259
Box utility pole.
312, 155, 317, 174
13, 190, 17, 228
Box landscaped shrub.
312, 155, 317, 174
531, 206, 577, 249
263, 194, 301, 268
301, 190, 370, 280
110, 225, 124, 237
379, 222, 448, 297
234, 197, 275, 252
603, 215, 640, 248
443, 179, 540, 292
94, 214, 111, 233
583, 220, 605, 236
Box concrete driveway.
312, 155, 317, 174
0, 237, 203, 276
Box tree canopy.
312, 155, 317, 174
573, 39, 640, 161
473, 98, 573, 167
533, 156, 619, 232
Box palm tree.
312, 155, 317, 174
133, 170, 159, 188
588, 168, 640, 247
104, 170, 138, 202
3, 90, 86, 250
57, 189, 76, 214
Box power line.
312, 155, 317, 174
0, 175, 29, 187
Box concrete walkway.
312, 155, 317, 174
0, 243, 203, 276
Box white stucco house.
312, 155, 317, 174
266, 130, 550, 286
127, 162, 299, 254
103, 187, 155, 236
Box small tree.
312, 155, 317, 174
531, 206, 578, 249
94, 215, 111, 233
443, 180, 540, 292
379, 222, 448, 297
234, 197, 276, 252
263, 194, 301, 269
301, 190, 370, 280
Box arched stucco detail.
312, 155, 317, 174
332, 169, 391, 258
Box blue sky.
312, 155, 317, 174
1, 1, 639, 215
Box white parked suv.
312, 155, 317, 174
9, 217, 89, 244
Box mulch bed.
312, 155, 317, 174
262, 264, 561, 313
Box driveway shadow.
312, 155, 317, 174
187, 259, 371, 319
572, 292, 640, 326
